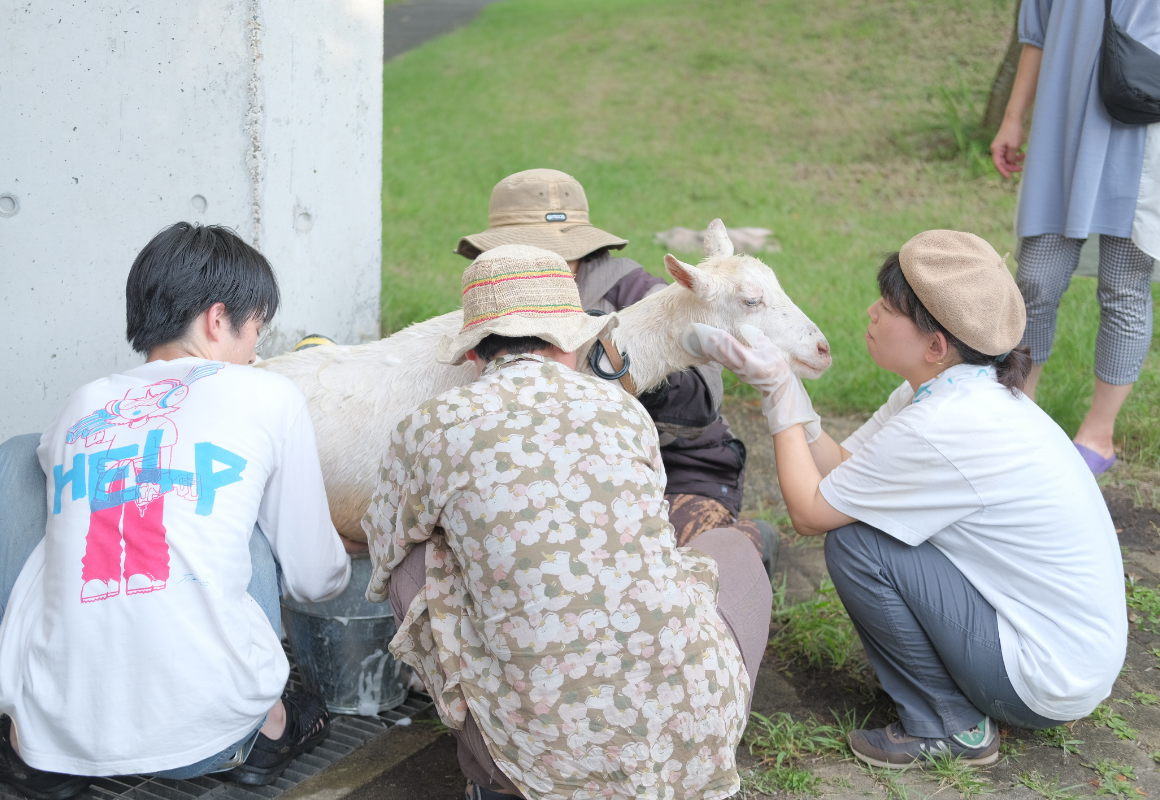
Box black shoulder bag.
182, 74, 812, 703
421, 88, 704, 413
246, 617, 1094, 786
1099, 0, 1160, 125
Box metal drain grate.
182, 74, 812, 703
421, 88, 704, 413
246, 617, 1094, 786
1, 646, 432, 800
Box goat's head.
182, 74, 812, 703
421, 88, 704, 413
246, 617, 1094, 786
663, 219, 832, 378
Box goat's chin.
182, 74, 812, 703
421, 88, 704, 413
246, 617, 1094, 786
789, 357, 830, 380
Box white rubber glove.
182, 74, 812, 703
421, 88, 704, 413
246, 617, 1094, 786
684, 323, 822, 442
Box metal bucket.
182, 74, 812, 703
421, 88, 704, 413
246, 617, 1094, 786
280, 555, 408, 716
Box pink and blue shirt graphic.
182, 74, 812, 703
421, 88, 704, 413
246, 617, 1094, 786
54, 363, 248, 603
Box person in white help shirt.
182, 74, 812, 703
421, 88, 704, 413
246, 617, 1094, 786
686, 230, 1126, 768
0, 223, 351, 799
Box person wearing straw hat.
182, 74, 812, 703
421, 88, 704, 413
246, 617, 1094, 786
687, 231, 1126, 768
456, 168, 777, 572
363, 244, 773, 800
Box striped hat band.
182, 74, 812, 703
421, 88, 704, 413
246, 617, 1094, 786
435, 244, 615, 366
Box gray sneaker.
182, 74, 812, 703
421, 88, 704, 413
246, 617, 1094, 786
848, 719, 999, 769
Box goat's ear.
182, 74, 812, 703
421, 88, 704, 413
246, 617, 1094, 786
703, 219, 734, 258
665, 254, 713, 297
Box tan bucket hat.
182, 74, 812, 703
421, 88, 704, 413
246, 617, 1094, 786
436, 244, 617, 365
899, 230, 1026, 356
455, 169, 629, 262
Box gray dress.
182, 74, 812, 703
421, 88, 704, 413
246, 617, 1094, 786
1017, 0, 1160, 241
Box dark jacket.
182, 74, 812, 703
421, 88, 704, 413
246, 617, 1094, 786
574, 254, 747, 515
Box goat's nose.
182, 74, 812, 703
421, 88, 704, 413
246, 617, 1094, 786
817, 341, 831, 357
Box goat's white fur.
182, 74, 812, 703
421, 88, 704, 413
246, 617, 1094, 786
257, 219, 830, 540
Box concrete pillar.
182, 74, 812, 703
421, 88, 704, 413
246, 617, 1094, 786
0, 0, 383, 442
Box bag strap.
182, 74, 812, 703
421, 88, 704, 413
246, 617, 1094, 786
1105, 0, 1112, 20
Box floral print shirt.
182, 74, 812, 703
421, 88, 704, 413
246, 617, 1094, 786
362, 354, 749, 800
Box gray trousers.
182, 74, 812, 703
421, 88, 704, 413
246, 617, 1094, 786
389, 526, 772, 795
1017, 233, 1154, 385
824, 522, 1065, 738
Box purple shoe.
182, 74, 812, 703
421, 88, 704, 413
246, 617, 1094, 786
1075, 442, 1116, 475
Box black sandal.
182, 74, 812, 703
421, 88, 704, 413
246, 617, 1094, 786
0, 717, 90, 800
227, 691, 330, 786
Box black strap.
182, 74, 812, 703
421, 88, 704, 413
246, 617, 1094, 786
588, 339, 632, 381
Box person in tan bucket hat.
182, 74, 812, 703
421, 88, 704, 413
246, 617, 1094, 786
687, 230, 1125, 771
435, 243, 614, 365
456, 169, 777, 571
363, 243, 773, 800
455, 168, 628, 263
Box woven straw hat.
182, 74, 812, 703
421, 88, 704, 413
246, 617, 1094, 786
455, 169, 629, 262
436, 244, 616, 365
899, 230, 1026, 356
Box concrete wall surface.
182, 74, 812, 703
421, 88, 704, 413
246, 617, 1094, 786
0, 0, 383, 442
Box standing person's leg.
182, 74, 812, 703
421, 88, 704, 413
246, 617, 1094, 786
824, 523, 1065, 767
1016, 234, 1084, 400
0, 434, 48, 620
684, 527, 775, 698
1072, 235, 1156, 464
387, 545, 522, 798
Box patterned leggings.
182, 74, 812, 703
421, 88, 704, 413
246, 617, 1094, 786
1017, 233, 1155, 385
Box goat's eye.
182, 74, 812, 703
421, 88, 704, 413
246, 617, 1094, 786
745, 298, 760, 307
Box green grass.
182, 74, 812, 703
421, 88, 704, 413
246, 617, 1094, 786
863, 764, 921, 800
740, 765, 823, 797
381, 0, 1160, 465
743, 710, 864, 795
1016, 771, 1082, 800
1084, 759, 1139, 797
770, 575, 869, 681
1126, 578, 1160, 633
1086, 703, 1138, 741
1038, 725, 1084, 755
924, 751, 993, 799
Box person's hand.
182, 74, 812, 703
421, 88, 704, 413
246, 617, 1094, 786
684, 323, 821, 441
990, 117, 1026, 179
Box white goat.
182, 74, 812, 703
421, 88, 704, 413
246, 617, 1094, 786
258, 220, 831, 541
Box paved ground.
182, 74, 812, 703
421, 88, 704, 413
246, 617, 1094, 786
345, 397, 1160, 799
384, 0, 506, 62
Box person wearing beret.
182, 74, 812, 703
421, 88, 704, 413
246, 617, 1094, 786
685, 231, 1127, 768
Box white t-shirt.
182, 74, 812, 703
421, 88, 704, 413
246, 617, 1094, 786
0, 358, 351, 776
820, 363, 1126, 720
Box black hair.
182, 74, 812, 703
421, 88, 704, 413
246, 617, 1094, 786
580, 247, 612, 264
125, 222, 280, 354
473, 334, 553, 363
876, 252, 1031, 394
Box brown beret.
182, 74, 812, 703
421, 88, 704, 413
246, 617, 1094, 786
898, 230, 1026, 356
